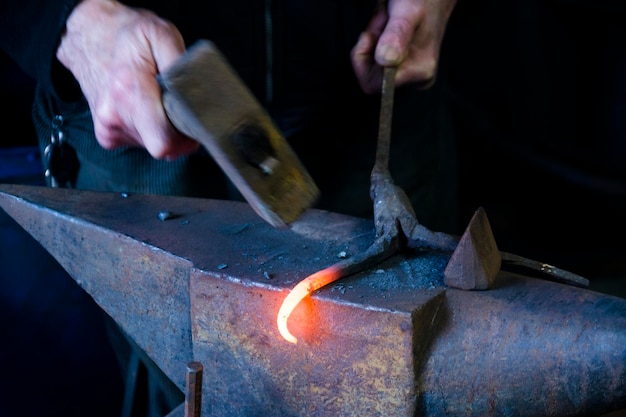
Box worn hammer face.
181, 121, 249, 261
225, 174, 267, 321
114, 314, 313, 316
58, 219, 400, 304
159, 40, 319, 228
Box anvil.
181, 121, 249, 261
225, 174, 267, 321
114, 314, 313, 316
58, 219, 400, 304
0, 183, 624, 417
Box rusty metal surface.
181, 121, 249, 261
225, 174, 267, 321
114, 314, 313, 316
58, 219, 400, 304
421, 275, 626, 416
0, 183, 419, 390
0, 184, 196, 388
190, 263, 444, 416
0, 183, 625, 416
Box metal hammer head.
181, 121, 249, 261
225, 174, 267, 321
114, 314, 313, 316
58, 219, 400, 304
159, 40, 319, 228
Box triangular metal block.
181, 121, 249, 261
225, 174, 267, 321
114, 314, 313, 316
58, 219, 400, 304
444, 206, 501, 290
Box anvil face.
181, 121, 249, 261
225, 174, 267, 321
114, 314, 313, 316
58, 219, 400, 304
0, 184, 624, 417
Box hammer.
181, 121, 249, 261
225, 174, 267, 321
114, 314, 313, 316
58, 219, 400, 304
159, 40, 319, 228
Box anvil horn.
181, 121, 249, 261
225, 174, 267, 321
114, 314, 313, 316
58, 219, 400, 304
0, 183, 624, 417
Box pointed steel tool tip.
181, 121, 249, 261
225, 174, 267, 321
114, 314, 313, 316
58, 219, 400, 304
444, 206, 501, 290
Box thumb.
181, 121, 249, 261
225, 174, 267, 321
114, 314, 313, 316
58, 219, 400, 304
375, 1, 422, 66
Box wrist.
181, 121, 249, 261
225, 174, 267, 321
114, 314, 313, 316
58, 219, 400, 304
56, 0, 117, 71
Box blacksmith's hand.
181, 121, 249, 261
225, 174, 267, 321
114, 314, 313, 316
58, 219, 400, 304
56, 0, 200, 160
351, 0, 458, 94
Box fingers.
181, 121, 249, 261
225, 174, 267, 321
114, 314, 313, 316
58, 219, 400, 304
375, 0, 422, 66
376, 0, 437, 87
142, 11, 186, 72
351, 6, 395, 94
58, 0, 198, 160
92, 65, 199, 160
134, 83, 201, 160
125, 11, 199, 160
351, 31, 381, 94
351, 0, 458, 93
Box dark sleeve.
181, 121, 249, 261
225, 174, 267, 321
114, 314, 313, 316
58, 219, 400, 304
0, 0, 81, 87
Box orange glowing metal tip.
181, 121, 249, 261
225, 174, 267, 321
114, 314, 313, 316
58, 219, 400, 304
276, 240, 399, 344
277, 265, 343, 344
277, 67, 402, 345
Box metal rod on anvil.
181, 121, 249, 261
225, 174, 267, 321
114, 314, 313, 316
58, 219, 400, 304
0, 183, 625, 417
185, 361, 203, 417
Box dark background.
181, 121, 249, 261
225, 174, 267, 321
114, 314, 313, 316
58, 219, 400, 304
0, 52, 125, 416
443, 0, 626, 295
1, 1, 625, 416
